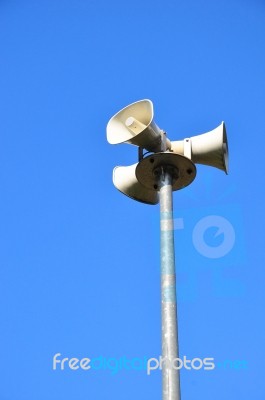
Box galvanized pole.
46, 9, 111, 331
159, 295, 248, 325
159, 167, 181, 400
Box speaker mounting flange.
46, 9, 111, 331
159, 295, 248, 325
135, 153, 196, 191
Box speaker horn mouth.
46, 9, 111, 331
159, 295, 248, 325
106, 99, 154, 145
222, 123, 229, 174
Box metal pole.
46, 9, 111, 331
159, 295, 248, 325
159, 167, 181, 400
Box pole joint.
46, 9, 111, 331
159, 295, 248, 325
153, 164, 179, 189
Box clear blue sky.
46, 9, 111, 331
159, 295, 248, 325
0, 0, 264, 399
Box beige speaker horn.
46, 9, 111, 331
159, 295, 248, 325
170, 122, 228, 174
113, 163, 159, 205
107, 99, 169, 152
